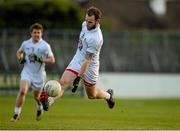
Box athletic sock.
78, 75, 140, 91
37, 104, 43, 111
14, 107, 21, 116
105, 92, 111, 100
48, 97, 54, 106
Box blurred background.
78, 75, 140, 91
0, 0, 180, 98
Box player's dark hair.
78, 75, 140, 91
30, 23, 43, 33
86, 6, 102, 20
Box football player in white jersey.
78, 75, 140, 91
40, 6, 115, 111
10, 23, 55, 122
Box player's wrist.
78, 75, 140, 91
75, 76, 81, 83
41, 57, 44, 63
34, 54, 43, 63
17, 52, 26, 64
77, 75, 81, 78
18, 57, 26, 64
38, 56, 43, 63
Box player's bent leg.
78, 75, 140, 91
84, 81, 108, 99
85, 86, 96, 99
85, 86, 109, 99
84, 82, 115, 109
84, 81, 97, 99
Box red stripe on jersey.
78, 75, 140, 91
83, 80, 96, 88
66, 69, 96, 88
65, 69, 78, 75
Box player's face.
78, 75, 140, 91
31, 29, 42, 43
85, 14, 96, 30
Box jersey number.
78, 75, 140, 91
78, 39, 83, 51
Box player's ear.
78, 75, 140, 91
95, 20, 100, 27
96, 19, 100, 24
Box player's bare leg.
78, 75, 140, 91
11, 80, 29, 122
84, 83, 115, 109
40, 70, 76, 110
58, 70, 77, 97
32, 90, 43, 121
48, 71, 77, 103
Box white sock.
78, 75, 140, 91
48, 97, 54, 106
14, 107, 21, 115
37, 104, 43, 111
105, 92, 111, 100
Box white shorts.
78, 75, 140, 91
21, 69, 46, 91
67, 58, 99, 84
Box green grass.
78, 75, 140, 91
1, 95, 180, 130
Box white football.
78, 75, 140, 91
44, 80, 61, 97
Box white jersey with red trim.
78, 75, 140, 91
18, 38, 54, 89
67, 21, 103, 84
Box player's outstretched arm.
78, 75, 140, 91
72, 52, 93, 93
33, 54, 55, 64
42, 56, 55, 64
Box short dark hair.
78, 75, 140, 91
86, 6, 102, 20
30, 23, 43, 33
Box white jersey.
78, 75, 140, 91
18, 38, 54, 89
67, 21, 103, 84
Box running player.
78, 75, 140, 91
11, 23, 55, 122
40, 6, 115, 111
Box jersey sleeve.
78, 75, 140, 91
45, 44, 54, 58
86, 39, 100, 54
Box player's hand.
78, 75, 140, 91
18, 57, 26, 64
33, 54, 43, 63
17, 52, 26, 64
72, 76, 81, 93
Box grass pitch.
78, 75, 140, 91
1, 95, 180, 130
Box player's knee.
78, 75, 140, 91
19, 90, 27, 96
87, 94, 96, 99
59, 79, 68, 90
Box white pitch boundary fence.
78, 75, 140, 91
97, 73, 180, 98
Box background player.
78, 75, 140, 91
41, 6, 115, 111
11, 23, 55, 122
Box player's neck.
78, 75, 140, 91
32, 38, 41, 44
33, 41, 38, 44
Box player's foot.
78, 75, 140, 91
10, 114, 20, 122
40, 91, 49, 111
106, 89, 115, 109
36, 109, 43, 121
